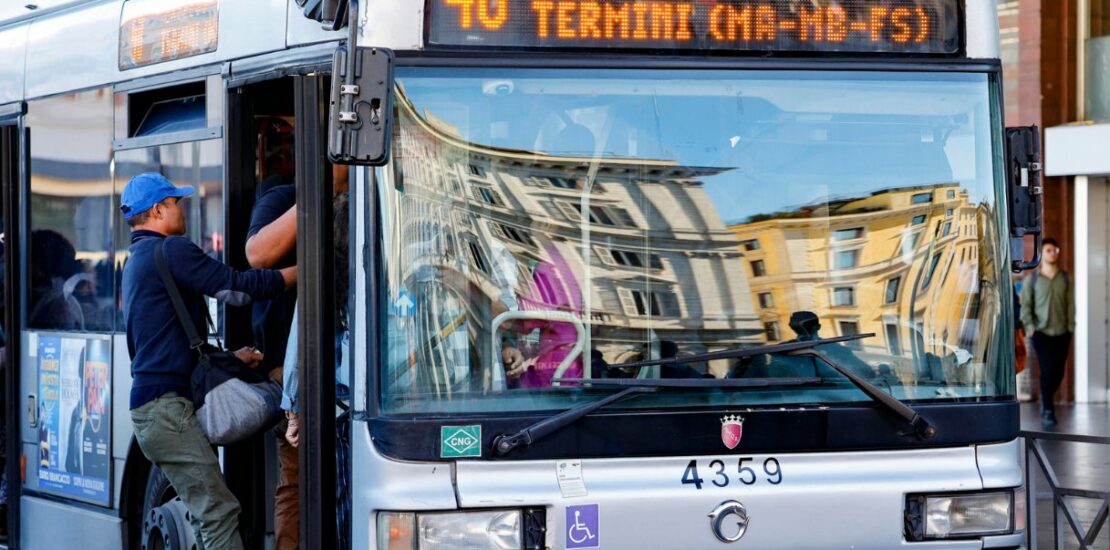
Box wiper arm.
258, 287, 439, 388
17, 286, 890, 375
605, 334, 871, 371
491, 376, 828, 456
790, 348, 937, 440
492, 386, 657, 456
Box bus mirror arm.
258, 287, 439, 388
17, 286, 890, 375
1005, 125, 1044, 273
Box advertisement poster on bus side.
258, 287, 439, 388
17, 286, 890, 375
36, 335, 112, 506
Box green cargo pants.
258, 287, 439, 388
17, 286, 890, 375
131, 394, 244, 550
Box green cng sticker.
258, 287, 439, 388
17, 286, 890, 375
440, 425, 482, 458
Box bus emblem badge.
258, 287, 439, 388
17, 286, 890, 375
721, 415, 745, 450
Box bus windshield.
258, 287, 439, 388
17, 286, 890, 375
378, 67, 1009, 415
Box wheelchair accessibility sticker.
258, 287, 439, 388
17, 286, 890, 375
565, 504, 600, 548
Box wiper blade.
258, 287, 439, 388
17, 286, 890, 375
492, 386, 657, 456
492, 334, 936, 456
600, 333, 936, 440
792, 347, 937, 440
604, 334, 871, 371
491, 376, 828, 456
554, 377, 826, 388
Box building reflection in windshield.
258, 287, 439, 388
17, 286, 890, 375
380, 71, 1004, 407
384, 88, 765, 396
730, 183, 1001, 392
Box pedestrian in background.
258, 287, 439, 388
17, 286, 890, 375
121, 173, 296, 549
1019, 238, 1074, 427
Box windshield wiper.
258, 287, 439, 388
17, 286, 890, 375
790, 347, 937, 440
491, 376, 829, 456
492, 335, 936, 456
603, 334, 871, 370
606, 333, 937, 440
492, 386, 656, 456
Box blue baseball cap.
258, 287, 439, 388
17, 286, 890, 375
120, 173, 194, 219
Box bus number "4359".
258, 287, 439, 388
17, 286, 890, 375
681, 457, 783, 490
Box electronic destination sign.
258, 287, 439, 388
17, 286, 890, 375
427, 0, 961, 54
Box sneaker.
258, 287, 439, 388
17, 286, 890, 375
1042, 410, 1058, 427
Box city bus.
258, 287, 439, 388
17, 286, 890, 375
0, 0, 1044, 548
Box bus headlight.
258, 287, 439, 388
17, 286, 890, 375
905, 491, 1013, 540
378, 510, 523, 550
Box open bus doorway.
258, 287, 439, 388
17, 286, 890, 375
225, 73, 345, 550
225, 76, 298, 550
125, 76, 302, 550
126, 72, 342, 550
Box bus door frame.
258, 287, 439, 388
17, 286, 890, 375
0, 103, 26, 550
293, 73, 338, 549
220, 81, 274, 549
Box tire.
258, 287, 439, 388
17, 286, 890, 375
142, 466, 175, 521
140, 466, 197, 550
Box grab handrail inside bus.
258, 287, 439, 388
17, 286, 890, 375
491, 310, 587, 388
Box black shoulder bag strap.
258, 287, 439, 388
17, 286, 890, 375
153, 239, 206, 352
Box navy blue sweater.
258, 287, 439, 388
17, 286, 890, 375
248, 184, 298, 370
123, 230, 286, 409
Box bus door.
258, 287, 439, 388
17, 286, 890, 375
222, 74, 299, 549
109, 73, 227, 550
229, 65, 341, 548
291, 72, 339, 550
1, 105, 25, 549
223, 61, 335, 548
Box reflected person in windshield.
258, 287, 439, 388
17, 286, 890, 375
784, 311, 875, 380
501, 255, 585, 388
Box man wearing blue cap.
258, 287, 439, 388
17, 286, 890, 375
120, 173, 296, 550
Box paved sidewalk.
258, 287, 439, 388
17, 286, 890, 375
1021, 403, 1110, 549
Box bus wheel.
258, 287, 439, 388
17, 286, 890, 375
141, 466, 198, 550
142, 499, 196, 550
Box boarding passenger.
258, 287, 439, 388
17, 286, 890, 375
280, 166, 352, 443
244, 166, 298, 549
247, 163, 351, 548
266, 167, 352, 547
508, 260, 584, 387
121, 173, 296, 550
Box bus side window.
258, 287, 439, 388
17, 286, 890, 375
26, 89, 115, 333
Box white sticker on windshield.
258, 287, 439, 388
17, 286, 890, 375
557, 460, 588, 498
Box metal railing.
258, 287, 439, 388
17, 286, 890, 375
1023, 429, 1110, 549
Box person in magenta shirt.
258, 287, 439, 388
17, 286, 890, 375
504, 249, 584, 388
